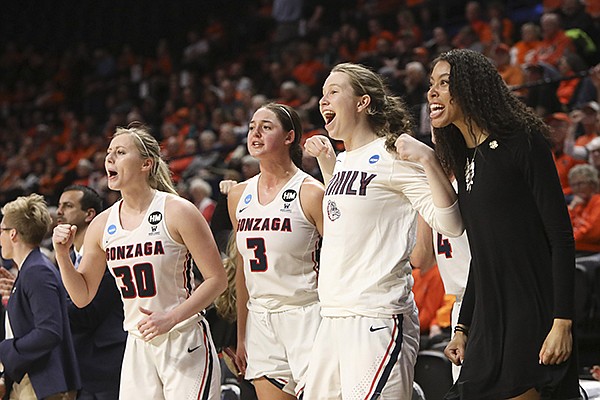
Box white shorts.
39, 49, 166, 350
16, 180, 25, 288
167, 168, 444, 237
119, 316, 221, 400
245, 303, 321, 397
304, 308, 419, 400
304, 309, 420, 400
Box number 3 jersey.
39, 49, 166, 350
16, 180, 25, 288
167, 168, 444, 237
235, 170, 321, 313
102, 191, 196, 336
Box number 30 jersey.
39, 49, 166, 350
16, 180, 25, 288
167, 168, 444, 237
235, 170, 321, 313
102, 191, 196, 336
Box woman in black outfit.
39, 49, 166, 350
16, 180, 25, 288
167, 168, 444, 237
398, 49, 580, 400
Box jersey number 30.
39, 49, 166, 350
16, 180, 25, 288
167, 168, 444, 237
247, 237, 268, 272
112, 263, 157, 298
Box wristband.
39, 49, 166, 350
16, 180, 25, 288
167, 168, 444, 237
454, 325, 469, 336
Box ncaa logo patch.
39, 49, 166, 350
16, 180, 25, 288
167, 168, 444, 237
369, 154, 380, 164
148, 211, 162, 225
282, 189, 297, 202
107, 224, 117, 235
244, 194, 252, 204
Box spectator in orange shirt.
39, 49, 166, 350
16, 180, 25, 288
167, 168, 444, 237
556, 53, 588, 109
277, 80, 301, 108
411, 265, 446, 336
572, 101, 599, 147
487, 2, 514, 45
547, 113, 586, 197
512, 22, 542, 66
465, 1, 493, 45
292, 42, 326, 89
567, 164, 600, 255
428, 294, 455, 341
493, 43, 524, 89
531, 13, 575, 68
357, 17, 396, 59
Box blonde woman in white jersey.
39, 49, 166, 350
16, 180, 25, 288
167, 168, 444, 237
227, 103, 324, 400
53, 124, 227, 400
303, 62, 463, 399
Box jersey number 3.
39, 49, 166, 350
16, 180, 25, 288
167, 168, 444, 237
247, 237, 268, 272
112, 263, 157, 298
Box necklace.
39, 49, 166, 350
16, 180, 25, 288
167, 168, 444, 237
465, 148, 476, 192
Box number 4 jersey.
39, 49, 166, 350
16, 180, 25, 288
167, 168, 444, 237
103, 191, 196, 336
235, 170, 321, 313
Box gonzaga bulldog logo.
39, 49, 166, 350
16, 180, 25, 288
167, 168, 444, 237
326, 200, 341, 221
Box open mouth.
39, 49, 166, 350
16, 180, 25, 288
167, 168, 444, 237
323, 110, 336, 126
107, 170, 118, 178
429, 104, 445, 119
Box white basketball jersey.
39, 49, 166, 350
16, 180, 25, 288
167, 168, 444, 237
235, 170, 321, 312
102, 191, 196, 336
319, 138, 444, 318
433, 180, 470, 298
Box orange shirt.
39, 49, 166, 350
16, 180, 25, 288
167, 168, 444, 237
433, 294, 455, 329
471, 20, 493, 44
556, 75, 581, 105
575, 132, 599, 147
569, 194, 600, 252
554, 152, 585, 196
412, 265, 446, 333
293, 60, 326, 88
358, 31, 396, 53
532, 31, 575, 67
498, 64, 524, 88
512, 40, 542, 66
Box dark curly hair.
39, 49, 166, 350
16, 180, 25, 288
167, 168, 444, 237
431, 49, 549, 176
331, 63, 414, 153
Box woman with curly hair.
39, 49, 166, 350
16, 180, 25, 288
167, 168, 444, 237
304, 62, 464, 399
405, 49, 579, 399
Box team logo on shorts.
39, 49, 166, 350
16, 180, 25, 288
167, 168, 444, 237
327, 200, 341, 221
282, 189, 297, 202
369, 154, 380, 164
107, 224, 117, 235
148, 211, 162, 225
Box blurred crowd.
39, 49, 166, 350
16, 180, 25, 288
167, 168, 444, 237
0, 0, 599, 253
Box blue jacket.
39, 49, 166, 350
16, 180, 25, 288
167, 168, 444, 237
0, 248, 80, 398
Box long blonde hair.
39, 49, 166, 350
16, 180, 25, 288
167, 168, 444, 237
214, 232, 238, 322
113, 122, 178, 195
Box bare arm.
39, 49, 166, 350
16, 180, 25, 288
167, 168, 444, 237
300, 177, 325, 236
410, 214, 436, 272
227, 183, 249, 374
53, 215, 109, 307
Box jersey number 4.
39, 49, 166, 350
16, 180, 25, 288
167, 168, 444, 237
246, 237, 268, 272
437, 233, 453, 259
112, 263, 157, 298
